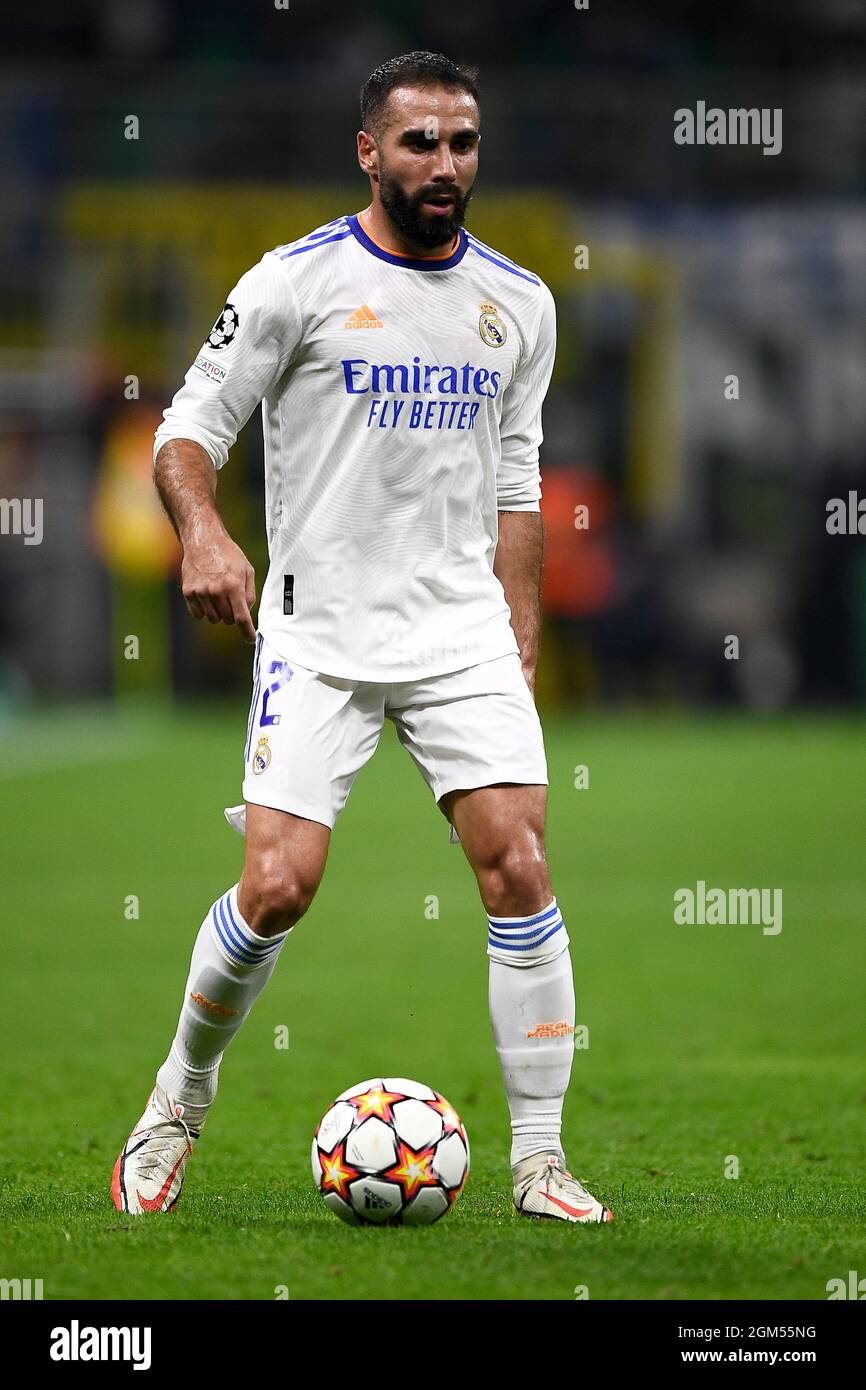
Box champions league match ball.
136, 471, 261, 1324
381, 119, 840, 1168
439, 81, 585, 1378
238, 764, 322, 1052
312, 1078, 469, 1225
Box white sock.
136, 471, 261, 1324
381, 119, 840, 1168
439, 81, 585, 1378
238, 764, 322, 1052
156, 883, 291, 1129
487, 898, 575, 1168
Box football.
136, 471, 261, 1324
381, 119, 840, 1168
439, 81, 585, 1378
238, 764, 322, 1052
311, 1077, 470, 1225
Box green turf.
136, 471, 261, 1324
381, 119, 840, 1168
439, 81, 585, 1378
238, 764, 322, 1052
1, 704, 865, 1300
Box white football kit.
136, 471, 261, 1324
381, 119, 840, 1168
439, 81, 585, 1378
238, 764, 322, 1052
154, 211, 556, 828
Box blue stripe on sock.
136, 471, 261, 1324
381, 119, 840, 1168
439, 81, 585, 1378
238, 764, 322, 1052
489, 922, 561, 945
211, 902, 257, 965
211, 890, 287, 968
487, 911, 563, 943
487, 920, 564, 952
214, 898, 260, 965
218, 892, 251, 954
219, 893, 275, 965
486, 901, 559, 929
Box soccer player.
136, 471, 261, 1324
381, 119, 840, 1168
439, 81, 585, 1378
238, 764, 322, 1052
112, 51, 613, 1225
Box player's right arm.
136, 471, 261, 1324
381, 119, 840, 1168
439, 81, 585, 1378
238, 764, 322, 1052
153, 253, 302, 642
154, 438, 257, 640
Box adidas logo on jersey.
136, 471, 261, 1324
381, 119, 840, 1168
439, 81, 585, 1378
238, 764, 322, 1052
345, 304, 383, 329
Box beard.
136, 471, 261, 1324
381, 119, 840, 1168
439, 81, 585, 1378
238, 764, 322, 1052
377, 165, 474, 249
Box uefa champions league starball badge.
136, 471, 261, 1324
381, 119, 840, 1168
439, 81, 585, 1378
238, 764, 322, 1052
207, 302, 239, 350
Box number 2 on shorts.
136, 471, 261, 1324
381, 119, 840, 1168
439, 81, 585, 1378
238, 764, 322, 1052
259, 661, 293, 727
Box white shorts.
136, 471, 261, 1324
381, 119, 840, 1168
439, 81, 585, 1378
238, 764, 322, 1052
232, 632, 548, 831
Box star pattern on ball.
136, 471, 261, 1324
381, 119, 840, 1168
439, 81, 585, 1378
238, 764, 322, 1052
382, 1140, 440, 1201
429, 1093, 463, 1137
347, 1085, 406, 1125
319, 1142, 361, 1201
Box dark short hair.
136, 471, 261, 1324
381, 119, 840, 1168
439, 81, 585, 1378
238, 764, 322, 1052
360, 51, 480, 141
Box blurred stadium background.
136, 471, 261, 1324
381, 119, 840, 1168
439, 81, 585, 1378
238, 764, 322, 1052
2, 0, 866, 714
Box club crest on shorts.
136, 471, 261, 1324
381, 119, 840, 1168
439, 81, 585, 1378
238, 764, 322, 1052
479, 302, 507, 348
252, 735, 271, 774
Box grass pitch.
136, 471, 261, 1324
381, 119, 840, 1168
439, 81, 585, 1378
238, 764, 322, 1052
1, 703, 864, 1300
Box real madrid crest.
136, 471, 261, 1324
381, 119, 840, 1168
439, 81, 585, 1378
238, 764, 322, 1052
479, 302, 507, 348
252, 736, 271, 775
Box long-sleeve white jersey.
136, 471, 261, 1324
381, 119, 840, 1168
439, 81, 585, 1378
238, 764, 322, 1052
154, 211, 556, 681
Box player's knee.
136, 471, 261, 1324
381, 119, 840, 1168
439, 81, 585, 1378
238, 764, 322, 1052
477, 839, 551, 914
241, 866, 317, 936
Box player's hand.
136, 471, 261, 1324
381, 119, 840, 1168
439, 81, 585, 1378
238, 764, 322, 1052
181, 529, 257, 642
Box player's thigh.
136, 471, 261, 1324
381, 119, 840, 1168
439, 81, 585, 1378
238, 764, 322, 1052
390, 653, 548, 802
243, 636, 385, 825
238, 636, 385, 928
441, 781, 548, 867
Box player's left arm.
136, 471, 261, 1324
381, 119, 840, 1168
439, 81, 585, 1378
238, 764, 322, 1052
494, 510, 543, 696
493, 283, 557, 698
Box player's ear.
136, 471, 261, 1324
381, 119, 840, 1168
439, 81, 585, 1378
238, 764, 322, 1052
357, 129, 378, 178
